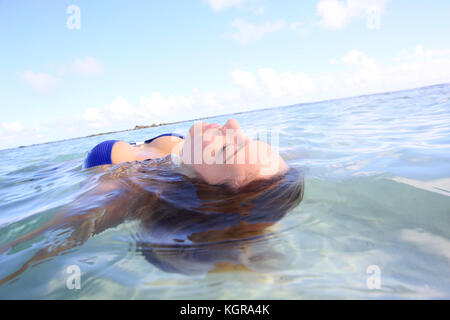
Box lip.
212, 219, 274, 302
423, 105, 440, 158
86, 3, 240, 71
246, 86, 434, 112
205, 123, 221, 130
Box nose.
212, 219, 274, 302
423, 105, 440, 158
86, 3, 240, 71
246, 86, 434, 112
223, 118, 240, 130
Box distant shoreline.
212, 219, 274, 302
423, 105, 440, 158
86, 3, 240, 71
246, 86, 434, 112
14, 109, 253, 150
11, 82, 450, 150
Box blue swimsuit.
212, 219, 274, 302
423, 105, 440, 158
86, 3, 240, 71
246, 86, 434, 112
84, 133, 184, 169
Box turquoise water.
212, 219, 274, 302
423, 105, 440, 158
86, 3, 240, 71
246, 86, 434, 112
1, 84, 450, 299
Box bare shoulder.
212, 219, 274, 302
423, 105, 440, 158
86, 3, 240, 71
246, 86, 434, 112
146, 135, 184, 156
111, 141, 138, 164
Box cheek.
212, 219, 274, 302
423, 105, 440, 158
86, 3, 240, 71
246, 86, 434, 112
203, 136, 226, 161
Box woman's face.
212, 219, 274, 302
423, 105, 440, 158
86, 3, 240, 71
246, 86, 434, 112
181, 118, 287, 189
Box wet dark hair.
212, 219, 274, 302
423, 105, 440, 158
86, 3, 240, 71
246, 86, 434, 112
0, 158, 305, 284
119, 159, 305, 274
130, 163, 304, 242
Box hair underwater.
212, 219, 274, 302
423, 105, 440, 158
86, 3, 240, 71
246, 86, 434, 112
97, 158, 305, 274
127, 160, 305, 243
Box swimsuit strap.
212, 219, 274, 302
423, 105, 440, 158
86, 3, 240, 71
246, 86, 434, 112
144, 133, 185, 144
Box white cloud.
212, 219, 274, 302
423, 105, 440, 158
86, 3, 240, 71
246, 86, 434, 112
83, 97, 140, 128
81, 90, 243, 133
230, 46, 450, 106
231, 70, 261, 96
0, 122, 46, 149
206, 0, 246, 11
329, 58, 338, 65
17, 56, 102, 94
104, 96, 138, 120
18, 70, 61, 94
72, 56, 103, 76
258, 68, 315, 97
230, 68, 315, 106
401, 44, 450, 60
415, 44, 425, 57
317, 0, 388, 30
319, 46, 450, 98
2, 121, 23, 133
317, 0, 348, 29
139, 93, 195, 117
82, 107, 103, 122
341, 50, 377, 69
5, 45, 450, 150
230, 18, 286, 44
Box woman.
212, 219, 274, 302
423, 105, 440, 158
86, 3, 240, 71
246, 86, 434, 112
84, 118, 289, 190
0, 119, 304, 283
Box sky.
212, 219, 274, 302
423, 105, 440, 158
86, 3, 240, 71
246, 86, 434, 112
1, 0, 450, 149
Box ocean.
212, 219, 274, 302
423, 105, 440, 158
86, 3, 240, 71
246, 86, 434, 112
0, 84, 449, 299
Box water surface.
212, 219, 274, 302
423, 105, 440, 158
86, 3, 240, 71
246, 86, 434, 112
1, 84, 449, 299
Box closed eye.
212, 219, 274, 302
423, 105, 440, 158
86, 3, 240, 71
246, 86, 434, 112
219, 143, 229, 158
222, 142, 246, 162
218, 144, 227, 158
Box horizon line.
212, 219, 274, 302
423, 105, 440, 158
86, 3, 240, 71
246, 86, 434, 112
2, 82, 449, 152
